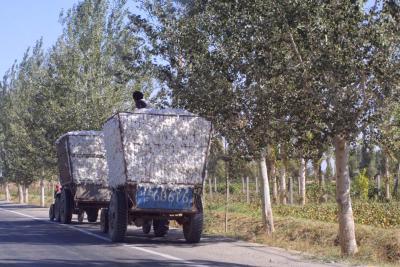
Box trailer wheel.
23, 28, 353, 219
60, 189, 73, 224
86, 208, 99, 223
100, 208, 109, 233
142, 220, 152, 234
183, 212, 203, 243
77, 210, 84, 223
183, 197, 203, 243
108, 190, 127, 242
153, 219, 169, 237
49, 204, 55, 221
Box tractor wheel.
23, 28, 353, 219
108, 190, 128, 242
49, 204, 55, 221
153, 219, 169, 237
77, 210, 84, 223
60, 189, 73, 224
100, 208, 109, 233
54, 195, 61, 222
142, 220, 152, 234
86, 208, 99, 223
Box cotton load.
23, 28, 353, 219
56, 131, 108, 186
103, 109, 212, 188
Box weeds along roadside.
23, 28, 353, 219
203, 190, 400, 266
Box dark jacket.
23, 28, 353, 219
135, 99, 147, 109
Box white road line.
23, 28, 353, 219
0, 206, 208, 267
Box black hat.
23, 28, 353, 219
132, 91, 144, 101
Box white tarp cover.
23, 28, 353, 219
61, 132, 108, 185
103, 110, 211, 188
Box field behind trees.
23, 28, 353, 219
0, 0, 399, 266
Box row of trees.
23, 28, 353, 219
0, 0, 399, 257
205, 134, 400, 209
0, 0, 155, 202
130, 0, 400, 256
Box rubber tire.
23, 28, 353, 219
86, 208, 99, 223
54, 195, 61, 222
49, 204, 55, 221
100, 208, 109, 233
77, 210, 84, 223
60, 189, 73, 224
153, 219, 169, 237
108, 190, 128, 242
142, 220, 152, 234
183, 212, 203, 243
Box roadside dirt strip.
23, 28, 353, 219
0, 201, 348, 267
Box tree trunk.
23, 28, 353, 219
267, 159, 278, 204
280, 162, 287, 205
52, 181, 56, 201
18, 184, 24, 204
334, 135, 358, 256
393, 163, 400, 197
208, 176, 213, 199
24, 185, 29, 204
202, 173, 206, 207
5, 183, 10, 202
225, 161, 229, 233
259, 150, 274, 234
266, 145, 278, 204
383, 153, 391, 201
299, 158, 306, 206
246, 176, 250, 204
314, 159, 325, 189
40, 178, 45, 207
321, 172, 326, 189
241, 177, 245, 194
255, 176, 259, 194
385, 181, 391, 201
214, 175, 217, 193
288, 176, 293, 205
297, 174, 301, 194
376, 174, 381, 197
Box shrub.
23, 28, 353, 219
353, 169, 369, 200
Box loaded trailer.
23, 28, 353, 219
49, 131, 111, 224
102, 109, 212, 243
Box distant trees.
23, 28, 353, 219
0, 0, 155, 202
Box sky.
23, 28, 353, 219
0, 0, 80, 76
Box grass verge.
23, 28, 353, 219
204, 210, 400, 266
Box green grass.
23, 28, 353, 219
206, 194, 400, 228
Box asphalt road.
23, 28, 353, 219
0, 201, 347, 267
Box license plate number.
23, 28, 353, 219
136, 184, 193, 210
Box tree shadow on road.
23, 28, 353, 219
0, 202, 44, 209
0, 219, 238, 248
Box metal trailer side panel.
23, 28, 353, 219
56, 136, 73, 186
103, 115, 127, 188
74, 184, 111, 202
